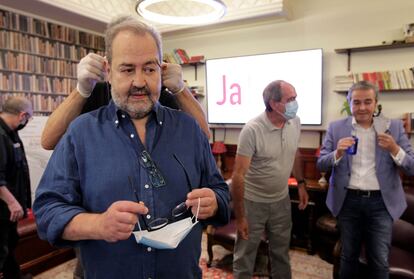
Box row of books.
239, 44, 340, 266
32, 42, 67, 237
0, 73, 76, 94
0, 92, 65, 114
335, 68, 414, 91
0, 9, 105, 49
0, 51, 77, 77
163, 49, 205, 65
0, 31, 105, 61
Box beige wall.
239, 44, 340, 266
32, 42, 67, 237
162, 0, 414, 147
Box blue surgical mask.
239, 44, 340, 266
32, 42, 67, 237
283, 100, 298, 120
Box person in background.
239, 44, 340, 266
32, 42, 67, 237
33, 15, 230, 279
231, 80, 309, 279
317, 81, 414, 279
0, 97, 33, 279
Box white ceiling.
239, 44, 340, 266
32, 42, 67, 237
35, 0, 291, 33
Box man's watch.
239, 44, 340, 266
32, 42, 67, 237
297, 179, 306, 186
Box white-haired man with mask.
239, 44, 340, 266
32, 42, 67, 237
231, 80, 309, 279
33, 15, 230, 279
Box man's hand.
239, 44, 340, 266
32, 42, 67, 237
161, 63, 185, 94
336, 137, 356, 159
377, 133, 400, 156
96, 201, 148, 242
297, 185, 309, 210
236, 216, 249, 240
76, 53, 107, 98
8, 199, 24, 222
185, 188, 218, 219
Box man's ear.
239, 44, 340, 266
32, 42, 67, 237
18, 111, 26, 122
269, 99, 280, 111
104, 59, 111, 84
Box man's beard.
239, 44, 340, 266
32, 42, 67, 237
112, 86, 155, 119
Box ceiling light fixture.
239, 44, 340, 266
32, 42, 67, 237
135, 0, 227, 25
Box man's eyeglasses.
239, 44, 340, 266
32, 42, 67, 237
128, 176, 188, 232
139, 150, 166, 188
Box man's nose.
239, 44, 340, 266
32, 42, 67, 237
132, 72, 146, 87
359, 103, 367, 110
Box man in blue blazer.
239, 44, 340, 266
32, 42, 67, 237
317, 81, 414, 279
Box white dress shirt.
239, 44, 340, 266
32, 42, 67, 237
334, 118, 406, 190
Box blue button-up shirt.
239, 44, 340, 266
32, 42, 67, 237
34, 101, 230, 279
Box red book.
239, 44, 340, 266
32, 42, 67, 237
189, 55, 205, 63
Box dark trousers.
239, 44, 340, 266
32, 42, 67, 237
338, 192, 393, 279
0, 220, 21, 279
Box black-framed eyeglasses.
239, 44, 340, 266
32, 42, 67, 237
139, 150, 166, 188
128, 176, 188, 232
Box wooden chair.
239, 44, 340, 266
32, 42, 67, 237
15, 212, 75, 276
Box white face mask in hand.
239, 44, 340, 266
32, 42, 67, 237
132, 198, 200, 249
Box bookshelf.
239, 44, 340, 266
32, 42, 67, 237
334, 42, 414, 94
335, 42, 414, 71
164, 49, 205, 80
0, 8, 105, 115
181, 61, 205, 80
334, 89, 414, 94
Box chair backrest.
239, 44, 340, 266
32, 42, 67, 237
401, 187, 414, 224
391, 187, 414, 253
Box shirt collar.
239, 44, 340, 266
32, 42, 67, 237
107, 100, 164, 128
351, 116, 374, 131
263, 112, 288, 131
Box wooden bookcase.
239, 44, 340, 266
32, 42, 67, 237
181, 61, 205, 80
0, 8, 104, 115
335, 42, 414, 71
334, 42, 414, 93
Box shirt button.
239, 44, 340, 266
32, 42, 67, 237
121, 114, 126, 118
146, 214, 151, 219
147, 247, 152, 252
144, 184, 149, 189
159, 121, 162, 125
115, 120, 119, 124
130, 134, 134, 138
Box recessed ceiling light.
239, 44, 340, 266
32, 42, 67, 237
135, 0, 227, 25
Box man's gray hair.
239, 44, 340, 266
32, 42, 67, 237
347, 80, 379, 103
262, 80, 284, 112
105, 15, 162, 64
1, 96, 32, 115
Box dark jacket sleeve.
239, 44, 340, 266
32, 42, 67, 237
0, 133, 9, 187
